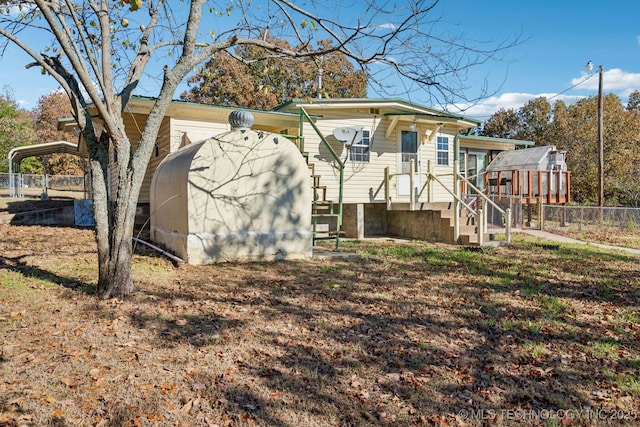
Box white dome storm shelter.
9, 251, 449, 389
150, 110, 312, 264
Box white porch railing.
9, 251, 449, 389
384, 160, 512, 245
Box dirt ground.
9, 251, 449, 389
1, 204, 640, 426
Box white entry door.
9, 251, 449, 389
398, 129, 420, 196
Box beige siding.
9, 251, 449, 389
109, 112, 146, 201
112, 114, 173, 204
171, 118, 229, 151
139, 117, 172, 204
137, 119, 228, 204
302, 109, 393, 205
302, 109, 459, 205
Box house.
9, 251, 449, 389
10, 96, 567, 247
273, 98, 538, 244
120, 97, 536, 245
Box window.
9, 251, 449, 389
437, 135, 449, 165
349, 130, 371, 162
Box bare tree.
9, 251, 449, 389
0, 0, 518, 298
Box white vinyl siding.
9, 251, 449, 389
299, 108, 461, 204
301, 110, 393, 204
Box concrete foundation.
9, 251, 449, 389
341, 202, 466, 244
342, 203, 388, 238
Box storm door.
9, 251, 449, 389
398, 130, 420, 196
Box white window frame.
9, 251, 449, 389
349, 129, 371, 162
436, 135, 449, 166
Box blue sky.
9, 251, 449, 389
1, 1, 640, 122
440, 0, 640, 119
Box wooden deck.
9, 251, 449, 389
488, 169, 570, 204
462, 169, 571, 204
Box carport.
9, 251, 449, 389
7, 141, 86, 198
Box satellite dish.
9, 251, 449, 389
333, 127, 362, 145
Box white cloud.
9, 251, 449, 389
375, 23, 397, 31
451, 68, 640, 121
451, 92, 582, 120
570, 68, 640, 92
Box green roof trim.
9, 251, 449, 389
130, 95, 300, 118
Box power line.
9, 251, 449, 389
547, 72, 595, 101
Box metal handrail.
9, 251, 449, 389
299, 107, 344, 250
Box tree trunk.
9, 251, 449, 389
88, 142, 139, 299
97, 233, 136, 299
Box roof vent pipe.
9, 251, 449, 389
229, 110, 255, 130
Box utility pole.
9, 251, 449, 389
586, 61, 605, 207
597, 65, 604, 207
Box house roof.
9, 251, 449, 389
486, 145, 558, 171
274, 97, 482, 126
127, 96, 302, 122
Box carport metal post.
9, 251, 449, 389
8, 149, 18, 198
8, 152, 14, 197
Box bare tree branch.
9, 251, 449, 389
0, 0, 521, 298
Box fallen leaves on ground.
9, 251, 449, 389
1, 224, 639, 426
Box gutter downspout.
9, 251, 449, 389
453, 131, 473, 243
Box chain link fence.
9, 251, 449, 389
0, 173, 9, 189
543, 205, 640, 232
0, 173, 86, 198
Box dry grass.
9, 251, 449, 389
550, 227, 640, 250
1, 223, 640, 426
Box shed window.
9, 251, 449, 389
350, 130, 371, 162
437, 136, 449, 166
